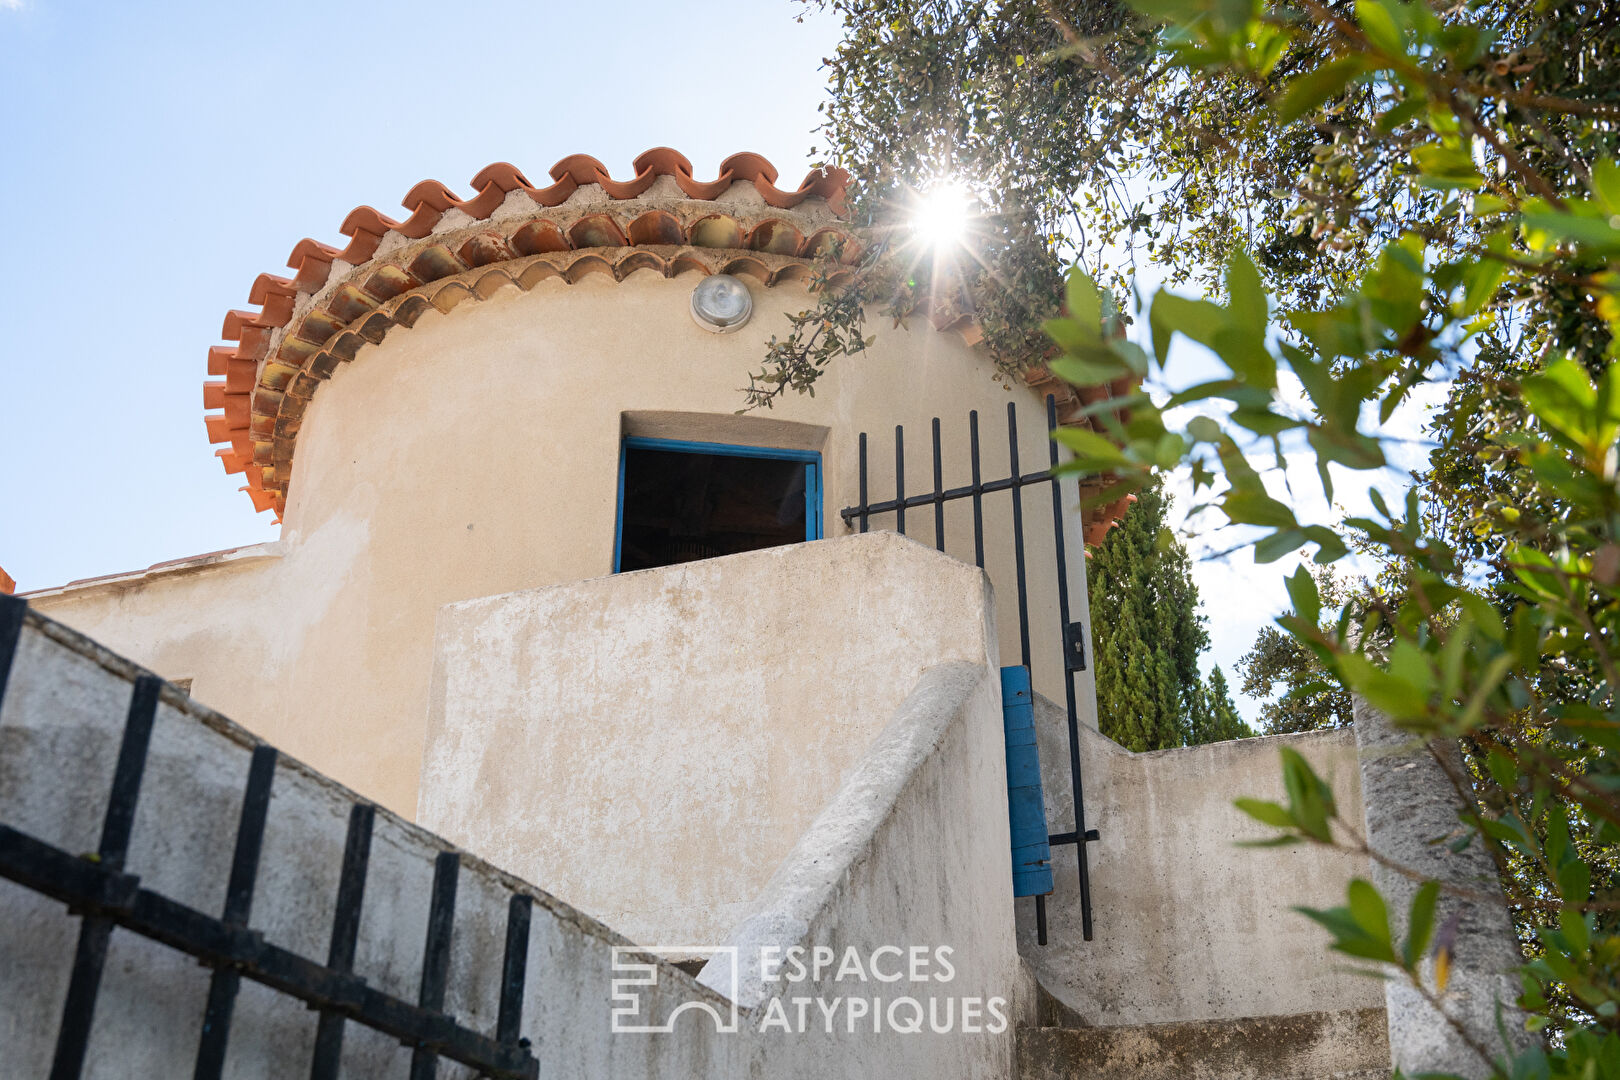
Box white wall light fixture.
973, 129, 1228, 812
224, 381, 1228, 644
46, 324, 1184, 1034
690, 274, 753, 334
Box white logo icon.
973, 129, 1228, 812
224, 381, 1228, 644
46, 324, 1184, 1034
610, 946, 740, 1033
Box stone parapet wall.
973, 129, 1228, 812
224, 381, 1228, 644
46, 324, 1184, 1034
0, 605, 739, 1079
1023, 697, 1384, 1025
0, 593, 1027, 1078
419, 531, 1001, 947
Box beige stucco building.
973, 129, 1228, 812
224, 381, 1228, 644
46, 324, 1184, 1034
2, 149, 1509, 1080
23, 149, 1110, 821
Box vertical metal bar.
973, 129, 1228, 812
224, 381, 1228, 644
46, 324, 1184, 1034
409, 851, 461, 1080
309, 803, 375, 1080
931, 418, 945, 552
220, 747, 278, 924
894, 425, 906, 536
497, 894, 533, 1047
1047, 394, 1095, 942
969, 411, 985, 569
1035, 894, 1048, 947
0, 592, 26, 711
50, 674, 162, 1080
194, 745, 279, 1080
218, 747, 278, 924
858, 432, 869, 534
1007, 403, 1032, 670
95, 676, 161, 870
50, 923, 115, 1080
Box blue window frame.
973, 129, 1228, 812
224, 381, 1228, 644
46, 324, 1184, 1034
613, 437, 823, 573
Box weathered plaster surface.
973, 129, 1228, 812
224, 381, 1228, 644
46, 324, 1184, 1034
419, 532, 999, 947
732, 661, 1022, 1078
0, 610, 746, 1079
2, 606, 1024, 1079
30, 271, 1095, 820
1022, 697, 1385, 1025
21, 503, 388, 813
714, 661, 1007, 1003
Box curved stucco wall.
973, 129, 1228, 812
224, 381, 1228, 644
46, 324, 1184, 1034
32, 271, 1095, 817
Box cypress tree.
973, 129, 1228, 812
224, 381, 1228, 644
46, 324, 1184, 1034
1087, 477, 1210, 751
1187, 665, 1254, 745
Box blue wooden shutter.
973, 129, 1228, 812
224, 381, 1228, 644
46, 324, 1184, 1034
1001, 666, 1054, 897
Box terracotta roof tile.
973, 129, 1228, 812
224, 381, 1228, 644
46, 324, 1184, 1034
199, 146, 1127, 542
203, 149, 855, 518
1015, 363, 1138, 548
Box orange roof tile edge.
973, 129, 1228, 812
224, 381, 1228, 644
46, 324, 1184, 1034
200, 145, 1127, 543
256, 148, 848, 301
1020, 366, 1139, 548
0, 566, 14, 595
203, 149, 855, 519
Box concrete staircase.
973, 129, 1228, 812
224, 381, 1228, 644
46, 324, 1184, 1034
1015, 1005, 1390, 1080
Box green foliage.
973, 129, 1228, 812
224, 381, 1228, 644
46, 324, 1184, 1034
1238, 566, 1356, 733
742, 268, 876, 411
1088, 477, 1217, 750
1187, 664, 1254, 744
751, 0, 1162, 396
1032, 2, 1620, 1072
1234, 744, 1338, 845
799, 0, 1620, 1069
790, 0, 1617, 407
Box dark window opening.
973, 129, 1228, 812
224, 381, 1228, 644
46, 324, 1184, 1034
616, 441, 821, 572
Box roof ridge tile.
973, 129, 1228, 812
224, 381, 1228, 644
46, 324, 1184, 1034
204, 150, 855, 516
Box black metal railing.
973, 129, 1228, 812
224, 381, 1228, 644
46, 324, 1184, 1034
0, 593, 539, 1080
842, 396, 1099, 944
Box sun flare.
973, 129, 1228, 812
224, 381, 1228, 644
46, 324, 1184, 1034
913, 183, 970, 249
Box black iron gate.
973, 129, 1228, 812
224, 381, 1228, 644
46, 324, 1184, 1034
841, 396, 1098, 944
0, 594, 539, 1080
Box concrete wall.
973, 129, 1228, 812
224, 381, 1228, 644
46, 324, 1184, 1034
0, 605, 743, 1079
1021, 697, 1383, 1025
722, 661, 1023, 1077
1353, 697, 1530, 1075
418, 531, 999, 947
2, 603, 1024, 1079
29, 269, 1095, 821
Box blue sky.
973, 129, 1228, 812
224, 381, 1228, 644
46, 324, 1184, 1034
0, 0, 1350, 722
0, 0, 844, 589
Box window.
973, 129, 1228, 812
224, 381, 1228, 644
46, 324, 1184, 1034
614, 438, 823, 573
